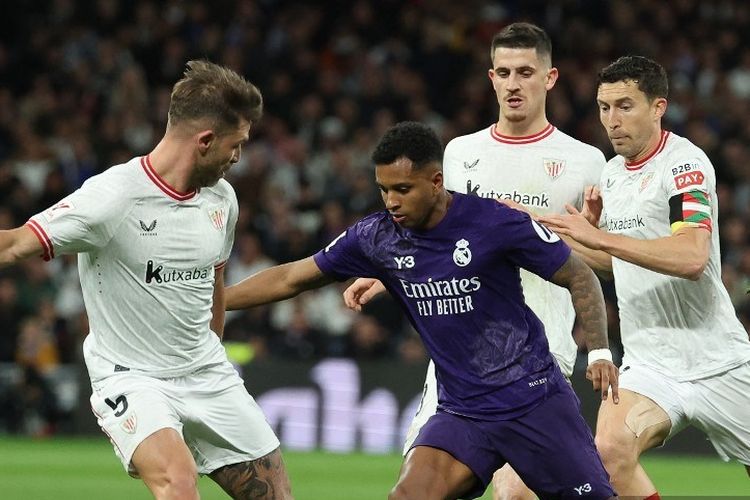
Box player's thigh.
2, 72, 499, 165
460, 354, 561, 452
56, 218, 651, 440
408, 411, 503, 499
393, 446, 477, 500
131, 427, 197, 485
90, 373, 183, 476
597, 366, 678, 453
692, 361, 750, 465
596, 389, 671, 454
181, 362, 281, 475
402, 360, 438, 455
209, 447, 292, 500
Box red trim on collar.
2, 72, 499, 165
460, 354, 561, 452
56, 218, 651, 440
489, 123, 555, 144
140, 155, 197, 201
625, 131, 670, 171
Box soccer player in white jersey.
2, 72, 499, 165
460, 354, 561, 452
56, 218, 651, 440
343, 23, 608, 500
0, 61, 292, 500
541, 55, 750, 498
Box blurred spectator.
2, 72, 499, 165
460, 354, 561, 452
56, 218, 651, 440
1, 0, 750, 435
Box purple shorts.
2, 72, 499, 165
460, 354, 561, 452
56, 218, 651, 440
410, 383, 615, 499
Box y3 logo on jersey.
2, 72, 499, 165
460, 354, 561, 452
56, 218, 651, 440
573, 483, 592, 495
394, 256, 415, 269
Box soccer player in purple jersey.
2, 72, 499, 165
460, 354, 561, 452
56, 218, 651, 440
344, 23, 607, 500
227, 122, 619, 499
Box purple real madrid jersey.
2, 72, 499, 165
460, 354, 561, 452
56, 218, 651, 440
314, 192, 572, 420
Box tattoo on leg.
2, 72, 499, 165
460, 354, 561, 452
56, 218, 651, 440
209, 449, 290, 500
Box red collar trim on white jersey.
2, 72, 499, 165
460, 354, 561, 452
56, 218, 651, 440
625, 130, 670, 171
489, 123, 555, 144
140, 155, 197, 201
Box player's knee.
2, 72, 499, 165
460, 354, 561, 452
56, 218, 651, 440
389, 482, 432, 500
492, 468, 534, 500
595, 432, 637, 477
388, 483, 413, 500
156, 467, 199, 499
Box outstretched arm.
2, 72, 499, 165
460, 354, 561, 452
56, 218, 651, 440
540, 205, 709, 280
560, 235, 613, 279
549, 252, 619, 403
226, 256, 335, 310
0, 226, 45, 268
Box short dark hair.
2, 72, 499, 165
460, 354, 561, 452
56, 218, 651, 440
597, 55, 668, 101
168, 60, 263, 132
490, 22, 552, 64
371, 122, 443, 170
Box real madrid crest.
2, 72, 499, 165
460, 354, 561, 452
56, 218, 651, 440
453, 239, 472, 267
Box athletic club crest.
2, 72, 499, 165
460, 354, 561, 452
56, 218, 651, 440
208, 207, 226, 230
453, 239, 472, 267
543, 158, 566, 179
121, 413, 137, 434
639, 172, 655, 192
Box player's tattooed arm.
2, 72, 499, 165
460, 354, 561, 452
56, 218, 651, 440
551, 253, 619, 403
550, 253, 608, 351
209, 448, 293, 499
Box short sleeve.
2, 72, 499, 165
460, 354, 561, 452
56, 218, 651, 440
26, 174, 133, 259
501, 208, 571, 280
313, 225, 377, 281
663, 157, 713, 233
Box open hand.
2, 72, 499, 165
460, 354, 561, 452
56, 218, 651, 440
538, 205, 605, 250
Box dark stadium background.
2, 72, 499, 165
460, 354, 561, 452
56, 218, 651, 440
0, 0, 749, 474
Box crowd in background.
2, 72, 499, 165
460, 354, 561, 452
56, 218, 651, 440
1, 0, 749, 434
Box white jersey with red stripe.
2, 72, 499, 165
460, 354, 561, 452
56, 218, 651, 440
443, 123, 606, 375
600, 131, 750, 381
27, 156, 238, 379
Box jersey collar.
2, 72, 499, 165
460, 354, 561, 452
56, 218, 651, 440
140, 155, 197, 201
489, 123, 555, 144
625, 130, 670, 171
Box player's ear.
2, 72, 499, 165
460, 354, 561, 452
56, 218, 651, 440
653, 97, 668, 120
545, 67, 559, 90
432, 170, 444, 191
196, 130, 216, 154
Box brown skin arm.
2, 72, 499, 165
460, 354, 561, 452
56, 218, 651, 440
549, 253, 619, 404
210, 266, 226, 339
225, 256, 335, 311
0, 226, 45, 268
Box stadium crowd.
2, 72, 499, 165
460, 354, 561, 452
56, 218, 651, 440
1, 0, 749, 434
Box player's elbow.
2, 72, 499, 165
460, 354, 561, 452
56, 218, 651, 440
680, 257, 708, 281
684, 263, 706, 281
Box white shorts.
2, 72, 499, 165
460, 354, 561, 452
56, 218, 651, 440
403, 361, 438, 455
619, 361, 750, 465
89, 360, 280, 476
